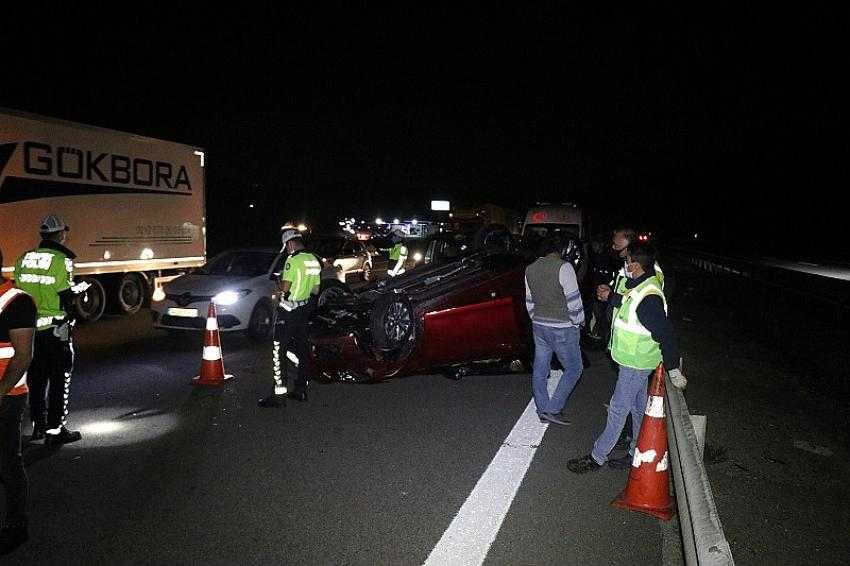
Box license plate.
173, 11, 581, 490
167, 307, 199, 318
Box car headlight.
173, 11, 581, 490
413, 252, 423, 262
212, 289, 252, 306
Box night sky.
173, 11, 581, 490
2, 7, 846, 259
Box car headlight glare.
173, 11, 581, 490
212, 289, 252, 306
413, 252, 423, 262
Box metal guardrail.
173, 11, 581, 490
666, 374, 734, 565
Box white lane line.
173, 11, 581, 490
424, 370, 561, 566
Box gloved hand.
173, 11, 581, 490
668, 368, 687, 389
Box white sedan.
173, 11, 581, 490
151, 248, 285, 339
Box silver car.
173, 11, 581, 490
309, 235, 374, 282
151, 248, 284, 339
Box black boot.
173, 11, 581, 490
257, 394, 286, 408
289, 389, 308, 402
0, 519, 29, 555
45, 427, 82, 448
29, 423, 46, 443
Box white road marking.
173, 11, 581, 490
424, 370, 560, 566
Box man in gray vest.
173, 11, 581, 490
525, 237, 585, 425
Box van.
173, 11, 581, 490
522, 203, 585, 240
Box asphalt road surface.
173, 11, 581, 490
7, 313, 662, 565
6, 265, 850, 564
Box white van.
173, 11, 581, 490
522, 203, 585, 240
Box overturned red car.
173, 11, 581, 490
309, 250, 533, 382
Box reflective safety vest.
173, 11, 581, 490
14, 246, 74, 330
282, 251, 321, 302
0, 282, 31, 396
389, 243, 408, 262
610, 275, 667, 370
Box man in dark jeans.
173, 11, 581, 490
0, 247, 37, 555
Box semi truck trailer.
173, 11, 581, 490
0, 107, 206, 322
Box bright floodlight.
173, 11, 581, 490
431, 200, 450, 211
375, 217, 384, 224
393, 218, 400, 224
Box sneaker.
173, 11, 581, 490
567, 454, 602, 474
541, 412, 571, 426
607, 454, 632, 470
257, 394, 286, 408
45, 427, 82, 447
0, 520, 29, 556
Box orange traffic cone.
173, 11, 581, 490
192, 302, 234, 386
611, 363, 674, 520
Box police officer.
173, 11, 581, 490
0, 246, 36, 555
14, 215, 82, 446
258, 228, 321, 407
387, 229, 408, 277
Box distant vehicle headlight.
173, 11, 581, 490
212, 289, 252, 306
413, 252, 423, 262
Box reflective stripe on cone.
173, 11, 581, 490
193, 302, 233, 385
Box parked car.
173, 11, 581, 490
151, 248, 284, 339
307, 234, 374, 283
309, 248, 532, 382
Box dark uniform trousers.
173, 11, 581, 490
0, 393, 28, 523
274, 304, 314, 393
27, 329, 74, 430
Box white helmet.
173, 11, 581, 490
281, 228, 301, 246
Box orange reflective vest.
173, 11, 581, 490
0, 281, 30, 396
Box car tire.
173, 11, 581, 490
247, 299, 275, 341
318, 279, 352, 308
370, 294, 415, 351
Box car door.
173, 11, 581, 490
267, 252, 287, 298
336, 241, 360, 276
421, 267, 526, 365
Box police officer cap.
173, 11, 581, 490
281, 228, 302, 246
40, 214, 69, 233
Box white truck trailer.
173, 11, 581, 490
0, 108, 206, 321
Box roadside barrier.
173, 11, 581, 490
665, 371, 734, 565
612, 364, 674, 520
192, 302, 233, 386
666, 246, 850, 404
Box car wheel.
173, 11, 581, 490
247, 299, 274, 341
318, 279, 352, 308
371, 294, 415, 351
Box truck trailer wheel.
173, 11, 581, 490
109, 273, 147, 315
74, 277, 106, 323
